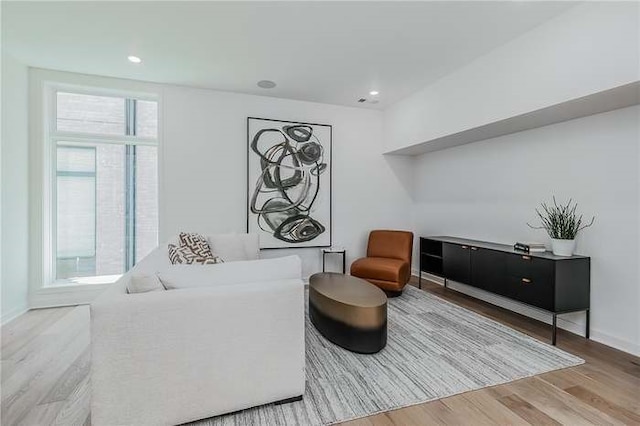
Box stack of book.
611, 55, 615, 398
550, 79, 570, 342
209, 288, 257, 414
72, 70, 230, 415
514, 242, 546, 253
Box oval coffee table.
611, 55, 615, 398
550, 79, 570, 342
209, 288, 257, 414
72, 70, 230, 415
309, 272, 387, 354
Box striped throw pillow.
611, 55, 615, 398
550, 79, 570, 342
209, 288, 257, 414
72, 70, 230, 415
179, 232, 215, 259
168, 243, 223, 265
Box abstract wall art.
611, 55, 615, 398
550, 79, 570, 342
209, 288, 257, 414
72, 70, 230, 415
247, 117, 332, 249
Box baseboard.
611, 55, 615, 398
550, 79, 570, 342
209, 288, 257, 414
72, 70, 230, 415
589, 329, 640, 357
1, 303, 29, 325
412, 269, 640, 356
415, 271, 586, 335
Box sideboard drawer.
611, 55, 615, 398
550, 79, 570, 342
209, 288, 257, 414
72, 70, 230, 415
443, 243, 471, 285
506, 254, 554, 283
507, 275, 554, 311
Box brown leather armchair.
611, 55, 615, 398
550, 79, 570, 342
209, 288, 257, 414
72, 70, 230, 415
350, 230, 414, 295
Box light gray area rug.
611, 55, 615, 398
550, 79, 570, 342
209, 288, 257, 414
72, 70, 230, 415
195, 285, 583, 425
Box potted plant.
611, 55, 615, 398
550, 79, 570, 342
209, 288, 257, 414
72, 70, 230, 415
527, 197, 594, 256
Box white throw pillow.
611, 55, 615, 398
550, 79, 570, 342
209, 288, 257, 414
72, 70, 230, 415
127, 274, 166, 293
157, 255, 301, 290
208, 233, 252, 262
241, 233, 260, 260
133, 247, 172, 274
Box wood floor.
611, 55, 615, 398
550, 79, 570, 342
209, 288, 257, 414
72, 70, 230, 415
2, 278, 639, 426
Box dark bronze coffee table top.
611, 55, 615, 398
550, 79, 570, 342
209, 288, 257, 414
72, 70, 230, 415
309, 272, 387, 308
309, 272, 387, 329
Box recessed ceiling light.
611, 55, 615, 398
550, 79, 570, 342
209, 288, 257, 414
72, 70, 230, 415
369, 90, 379, 96
128, 55, 142, 64
257, 80, 277, 89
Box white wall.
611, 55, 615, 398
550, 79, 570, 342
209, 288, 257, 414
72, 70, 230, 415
412, 105, 640, 355
1, 53, 30, 323
384, 2, 640, 152
24, 68, 414, 307
162, 85, 414, 278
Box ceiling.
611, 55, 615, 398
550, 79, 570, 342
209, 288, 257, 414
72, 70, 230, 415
2, 1, 576, 109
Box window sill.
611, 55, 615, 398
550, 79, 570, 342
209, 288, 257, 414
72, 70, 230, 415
32, 280, 116, 308
49, 274, 122, 287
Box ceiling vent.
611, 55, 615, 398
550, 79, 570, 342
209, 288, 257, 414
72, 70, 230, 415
257, 80, 276, 89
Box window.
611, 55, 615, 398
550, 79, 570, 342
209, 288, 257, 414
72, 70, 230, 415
51, 90, 158, 284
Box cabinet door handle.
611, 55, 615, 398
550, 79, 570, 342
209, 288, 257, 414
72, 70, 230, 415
461, 245, 469, 249
522, 255, 531, 260
471, 247, 478, 251
521, 278, 532, 284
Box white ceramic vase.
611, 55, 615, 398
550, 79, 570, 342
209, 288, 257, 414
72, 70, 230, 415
551, 238, 576, 256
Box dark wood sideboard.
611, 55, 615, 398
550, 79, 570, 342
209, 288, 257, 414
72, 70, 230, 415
419, 236, 590, 345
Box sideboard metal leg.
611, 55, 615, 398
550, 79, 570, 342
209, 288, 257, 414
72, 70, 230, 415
444, 278, 447, 289
552, 313, 557, 345
585, 309, 590, 339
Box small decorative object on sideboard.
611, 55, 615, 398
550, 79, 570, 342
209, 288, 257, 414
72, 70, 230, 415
527, 197, 595, 256
514, 242, 546, 253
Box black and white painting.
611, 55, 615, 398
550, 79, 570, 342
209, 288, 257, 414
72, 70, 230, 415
247, 117, 331, 249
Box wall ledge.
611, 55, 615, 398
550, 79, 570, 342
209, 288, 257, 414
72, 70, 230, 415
387, 81, 640, 156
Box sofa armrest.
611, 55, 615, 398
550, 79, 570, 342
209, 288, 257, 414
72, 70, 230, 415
90, 279, 305, 426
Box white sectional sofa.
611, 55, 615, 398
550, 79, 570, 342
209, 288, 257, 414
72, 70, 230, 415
90, 234, 306, 426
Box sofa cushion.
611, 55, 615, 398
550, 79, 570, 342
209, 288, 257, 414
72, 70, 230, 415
127, 274, 166, 293
168, 244, 223, 265
158, 255, 301, 290
350, 257, 408, 282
